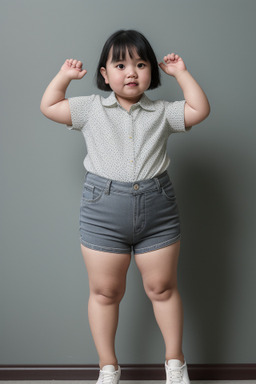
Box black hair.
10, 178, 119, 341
96, 29, 161, 91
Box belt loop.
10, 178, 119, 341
154, 176, 161, 192
104, 179, 112, 195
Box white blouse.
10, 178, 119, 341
67, 92, 188, 182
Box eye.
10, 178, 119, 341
116, 64, 125, 69
138, 63, 146, 68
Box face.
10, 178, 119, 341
100, 47, 151, 110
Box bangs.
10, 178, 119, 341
110, 41, 148, 63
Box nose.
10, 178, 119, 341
127, 66, 137, 78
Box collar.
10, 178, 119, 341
102, 92, 156, 111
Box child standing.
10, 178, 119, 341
41, 30, 210, 384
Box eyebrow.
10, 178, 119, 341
111, 55, 147, 63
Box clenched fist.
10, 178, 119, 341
159, 53, 187, 78
60, 59, 87, 80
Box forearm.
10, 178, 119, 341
175, 70, 210, 121
40, 71, 71, 112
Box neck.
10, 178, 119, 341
115, 94, 143, 112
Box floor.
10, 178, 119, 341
1, 381, 256, 384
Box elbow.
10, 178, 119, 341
205, 100, 211, 119
200, 100, 211, 122
40, 101, 46, 116
40, 102, 50, 118
185, 99, 210, 127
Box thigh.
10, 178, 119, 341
135, 241, 180, 291
81, 244, 131, 294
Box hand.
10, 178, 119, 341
60, 59, 87, 80
159, 53, 187, 78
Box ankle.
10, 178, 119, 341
99, 362, 119, 371
165, 354, 185, 364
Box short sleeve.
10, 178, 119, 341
67, 95, 95, 131
164, 100, 189, 133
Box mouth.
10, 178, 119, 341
126, 82, 138, 87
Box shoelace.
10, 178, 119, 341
100, 370, 117, 384
168, 366, 183, 383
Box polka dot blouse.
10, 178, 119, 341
67, 92, 188, 182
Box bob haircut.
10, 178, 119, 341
96, 30, 161, 91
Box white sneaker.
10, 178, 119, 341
96, 365, 121, 384
165, 359, 190, 384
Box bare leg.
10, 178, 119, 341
135, 241, 184, 362
81, 245, 131, 369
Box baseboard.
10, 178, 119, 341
0, 364, 256, 381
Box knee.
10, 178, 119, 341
144, 280, 177, 302
92, 284, 126, 305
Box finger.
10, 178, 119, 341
165, 53, 175, 63
78, 69, 87, 78
158, 62, 167, 72
72, 59, 78, 67
77, 60, 83, 69
67, 59, 74, 67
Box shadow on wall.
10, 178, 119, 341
176, 158, 235, 363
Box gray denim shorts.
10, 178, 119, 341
79, 171, 181, 255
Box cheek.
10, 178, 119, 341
109, 73, 123, 87
143, 71, 152, 86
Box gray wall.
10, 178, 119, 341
1, 0, 256, 365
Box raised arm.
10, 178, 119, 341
159, 54, 210, 128
40, 59, 87, 125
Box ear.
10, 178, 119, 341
100, 67, 109, 84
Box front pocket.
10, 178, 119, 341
82, 182, 104, 203
161, 182, 176, 201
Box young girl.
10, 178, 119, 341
41, 29, 210, 384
